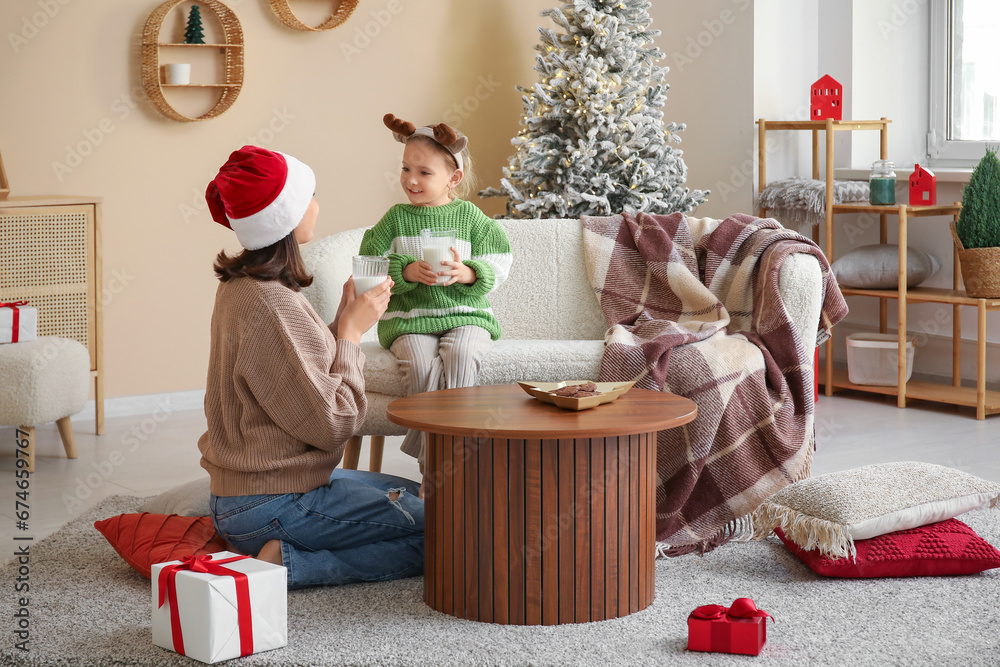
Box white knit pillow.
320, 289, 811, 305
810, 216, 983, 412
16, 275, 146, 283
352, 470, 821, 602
751, 462, 1000, 560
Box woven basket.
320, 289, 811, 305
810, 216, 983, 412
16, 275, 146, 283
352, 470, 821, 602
951, 222, 1000, 298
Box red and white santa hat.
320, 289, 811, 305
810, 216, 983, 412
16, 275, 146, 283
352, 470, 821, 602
206, 145, 316, 250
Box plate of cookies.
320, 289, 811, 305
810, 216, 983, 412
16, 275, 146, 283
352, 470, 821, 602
516, 380, 636, 411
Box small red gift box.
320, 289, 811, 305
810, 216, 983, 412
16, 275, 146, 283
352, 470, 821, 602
687, 598, 773, 656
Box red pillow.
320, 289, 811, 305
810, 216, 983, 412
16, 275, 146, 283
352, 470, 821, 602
94, 513, 229, 579
776, 518, 1000, 578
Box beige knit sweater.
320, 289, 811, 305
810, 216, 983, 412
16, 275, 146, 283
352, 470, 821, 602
198, 277, 367, 496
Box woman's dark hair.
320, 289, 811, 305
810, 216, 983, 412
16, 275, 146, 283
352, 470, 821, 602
213, 233, 313, 291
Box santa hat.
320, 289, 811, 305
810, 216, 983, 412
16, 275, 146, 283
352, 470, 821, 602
206, 145, 316, 250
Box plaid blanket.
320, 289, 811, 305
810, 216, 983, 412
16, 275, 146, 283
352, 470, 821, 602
581, 212, 847, 555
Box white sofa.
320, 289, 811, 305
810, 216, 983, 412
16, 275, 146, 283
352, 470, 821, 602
301, 217, 823, 468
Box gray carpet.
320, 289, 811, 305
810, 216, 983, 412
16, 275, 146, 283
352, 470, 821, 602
4, 495, 999, 666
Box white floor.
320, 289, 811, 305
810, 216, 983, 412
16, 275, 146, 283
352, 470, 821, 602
2, 390, 998, 555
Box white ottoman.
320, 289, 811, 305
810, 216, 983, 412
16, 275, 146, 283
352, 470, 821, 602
0, 337, 90, 472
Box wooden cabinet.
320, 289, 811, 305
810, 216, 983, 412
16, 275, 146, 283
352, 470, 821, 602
0, 196, 104, 433
757, 118, 998, 419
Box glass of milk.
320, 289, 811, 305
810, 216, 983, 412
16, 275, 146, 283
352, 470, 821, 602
352, 255, 390, 296
420, 228, 457, 285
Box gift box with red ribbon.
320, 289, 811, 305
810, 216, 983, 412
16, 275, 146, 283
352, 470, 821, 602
151, 551, 287, 664
687, 598, 773, 656
0, 301, 37, 344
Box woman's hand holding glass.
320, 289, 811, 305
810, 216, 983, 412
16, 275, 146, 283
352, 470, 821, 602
335, 276, 394, 344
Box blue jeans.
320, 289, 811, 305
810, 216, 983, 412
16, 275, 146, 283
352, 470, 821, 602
210, 469, 424, 589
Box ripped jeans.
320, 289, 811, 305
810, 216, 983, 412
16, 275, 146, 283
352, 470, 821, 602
210, 468, 424, 589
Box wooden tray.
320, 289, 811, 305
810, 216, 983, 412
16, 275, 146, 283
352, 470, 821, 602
517, 380, 636, 411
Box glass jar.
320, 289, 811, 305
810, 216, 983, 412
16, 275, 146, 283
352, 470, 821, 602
869, 160, 896, 205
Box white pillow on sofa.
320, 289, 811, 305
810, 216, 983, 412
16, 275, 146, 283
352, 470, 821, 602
832, 244, 940, 289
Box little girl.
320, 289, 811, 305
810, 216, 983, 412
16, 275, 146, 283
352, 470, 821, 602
360, 114, 512, 467
200, 145, 424, 588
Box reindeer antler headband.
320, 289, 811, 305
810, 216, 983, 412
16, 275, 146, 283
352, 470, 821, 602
384, 113, 467, 172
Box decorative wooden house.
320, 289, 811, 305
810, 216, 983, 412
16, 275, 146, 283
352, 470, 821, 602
811, 75, 843, 121
909, 163, 937, 206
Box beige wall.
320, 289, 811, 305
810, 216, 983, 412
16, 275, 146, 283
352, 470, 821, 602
1, 0, 749, 399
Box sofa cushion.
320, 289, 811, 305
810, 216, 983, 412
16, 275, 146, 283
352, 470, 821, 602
491, 219, 608, 341
363, 338, 606, 397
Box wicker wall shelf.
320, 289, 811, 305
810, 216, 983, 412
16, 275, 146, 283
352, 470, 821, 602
140, 0, 244, 122
269, 0, 358, 31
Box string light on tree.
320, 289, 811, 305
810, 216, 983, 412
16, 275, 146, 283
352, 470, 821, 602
481, 0, 708, 218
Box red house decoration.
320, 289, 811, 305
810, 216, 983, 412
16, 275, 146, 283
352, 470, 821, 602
811, 75, 843, 121
909, 164, 937, 206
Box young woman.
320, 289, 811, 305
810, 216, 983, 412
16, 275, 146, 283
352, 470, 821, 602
199, 145, 424, 588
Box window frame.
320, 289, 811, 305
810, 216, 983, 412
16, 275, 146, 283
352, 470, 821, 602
928, 0, 997, 168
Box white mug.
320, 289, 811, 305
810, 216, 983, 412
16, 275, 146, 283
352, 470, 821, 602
164, 63, 191, 85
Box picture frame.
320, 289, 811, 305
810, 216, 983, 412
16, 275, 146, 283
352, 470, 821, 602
0, 147, 9, 199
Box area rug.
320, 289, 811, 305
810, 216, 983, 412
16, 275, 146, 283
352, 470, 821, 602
4, 495, 999, 666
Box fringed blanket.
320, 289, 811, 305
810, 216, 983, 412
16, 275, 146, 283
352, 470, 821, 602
581, 212, 847, 555
753, 178, 870, 230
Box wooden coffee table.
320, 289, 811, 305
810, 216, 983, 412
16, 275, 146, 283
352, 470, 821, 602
386, 384, 697, 626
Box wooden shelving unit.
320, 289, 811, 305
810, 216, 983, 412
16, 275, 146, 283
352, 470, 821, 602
757, 118, 997, 419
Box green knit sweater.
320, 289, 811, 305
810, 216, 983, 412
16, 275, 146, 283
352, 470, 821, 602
359, 199, 512, 348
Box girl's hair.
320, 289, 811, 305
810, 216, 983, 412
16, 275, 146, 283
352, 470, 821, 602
213, 233, 313, 291
408, 134, 478, 200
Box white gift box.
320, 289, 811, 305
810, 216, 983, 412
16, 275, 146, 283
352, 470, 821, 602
0, 303, 37, 343
151, 551, 287, 664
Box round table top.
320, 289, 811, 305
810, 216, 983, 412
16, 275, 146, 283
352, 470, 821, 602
386, 384, 697, 439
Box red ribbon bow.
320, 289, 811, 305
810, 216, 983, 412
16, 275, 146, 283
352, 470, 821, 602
157, 554, 255, 658
691, 598, 774, 622
1, 301, 28, 343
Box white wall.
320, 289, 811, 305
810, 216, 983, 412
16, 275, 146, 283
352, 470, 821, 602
754, 0, 819, 183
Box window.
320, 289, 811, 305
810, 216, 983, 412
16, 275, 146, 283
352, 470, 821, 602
928, 0, 1000, 167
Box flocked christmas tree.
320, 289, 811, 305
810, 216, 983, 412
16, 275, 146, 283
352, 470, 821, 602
184, 5, 205, 45
481, 0, 708, 218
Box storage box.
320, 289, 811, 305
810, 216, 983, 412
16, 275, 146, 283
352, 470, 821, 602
151, 551, 287, 664
846, 333, 914, 386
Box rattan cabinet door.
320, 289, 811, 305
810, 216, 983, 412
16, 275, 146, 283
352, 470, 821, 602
0, 205, 94, 362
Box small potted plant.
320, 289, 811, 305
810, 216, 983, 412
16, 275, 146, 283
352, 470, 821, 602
952, 146, 1000, 298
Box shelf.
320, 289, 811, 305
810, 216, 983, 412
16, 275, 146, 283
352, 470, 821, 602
840, 286, 1000, 307
755, 119, 891, 131
154, 42, 243, 48
161, 83, 241, 88
830, 202, 962, 216
140, 0, 244, 122
758, 115, 995, 420
822, 369, 1000, 416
